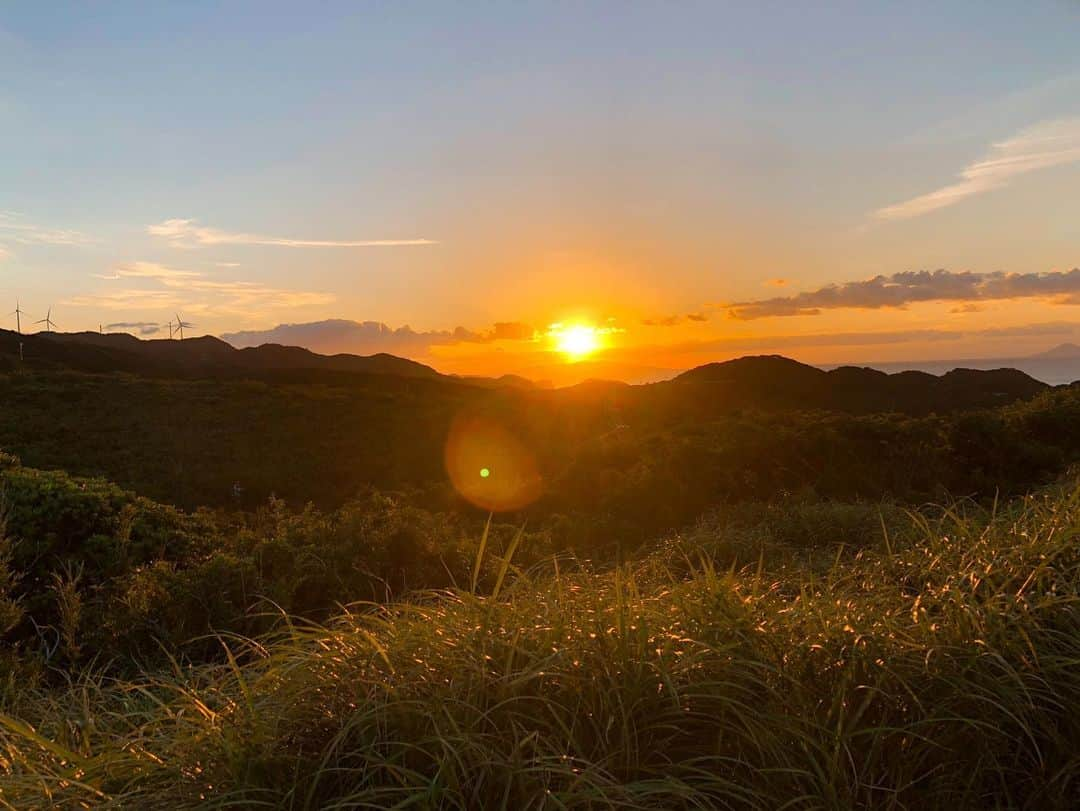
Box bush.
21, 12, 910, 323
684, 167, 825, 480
0, 478, 1077, 808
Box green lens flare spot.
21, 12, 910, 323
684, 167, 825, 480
480, 467, 491, 478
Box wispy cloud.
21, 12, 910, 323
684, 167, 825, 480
0, 211, 96, 246
109, 261, 203, 280
0, 244, 9, 262
72, 261, 336, 316
727, 268, 1080, 319
876, 117, 1080, 220
147, 218, 437, 249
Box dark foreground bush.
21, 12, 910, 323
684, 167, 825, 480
0, 454, 548, 675
1, 481, 1077, 808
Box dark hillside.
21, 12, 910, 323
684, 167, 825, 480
0, 367, 1076, 549
0, 332, 1053, 413
0, 333, 1069, 532
670, 354, 1047, 414
18, 329, 444, 380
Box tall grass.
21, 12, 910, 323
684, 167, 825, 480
1, 484, 1078, 809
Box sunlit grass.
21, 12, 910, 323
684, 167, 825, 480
1, 483, 1079, 808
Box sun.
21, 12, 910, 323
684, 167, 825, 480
552, 323, 601, 361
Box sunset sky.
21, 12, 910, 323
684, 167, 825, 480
2, 2, 1079, 384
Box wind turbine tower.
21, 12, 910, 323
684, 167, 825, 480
9, 300, 23, 334
174, 313, 193, 340
35, 307, 57, 333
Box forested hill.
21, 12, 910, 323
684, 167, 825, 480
0, 346, 1076, 523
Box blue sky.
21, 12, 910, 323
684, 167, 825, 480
2, 2, 1079, 378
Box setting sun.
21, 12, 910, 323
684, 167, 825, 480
551, 323, 601, 361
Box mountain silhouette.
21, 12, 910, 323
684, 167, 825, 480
0, 332, 1055, 413
0, 329, 443, 381
669, 354, 1048, 414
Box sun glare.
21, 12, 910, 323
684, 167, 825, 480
552, 324, 601, 361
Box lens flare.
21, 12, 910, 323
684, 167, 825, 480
445, 413, 542, 512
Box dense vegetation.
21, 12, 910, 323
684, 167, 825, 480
0, 358, 1078, 807
0, 467, 1077, 807
1, 368, 1078, 529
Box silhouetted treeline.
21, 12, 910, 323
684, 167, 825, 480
0, 365, 1076, 547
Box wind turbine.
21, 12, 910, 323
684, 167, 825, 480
9, 300, 23, 334
35, 307, 57, 333
166, 319, 175, 340
174, 313, 193, 340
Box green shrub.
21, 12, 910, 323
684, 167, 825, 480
0, 479, 1077, 808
